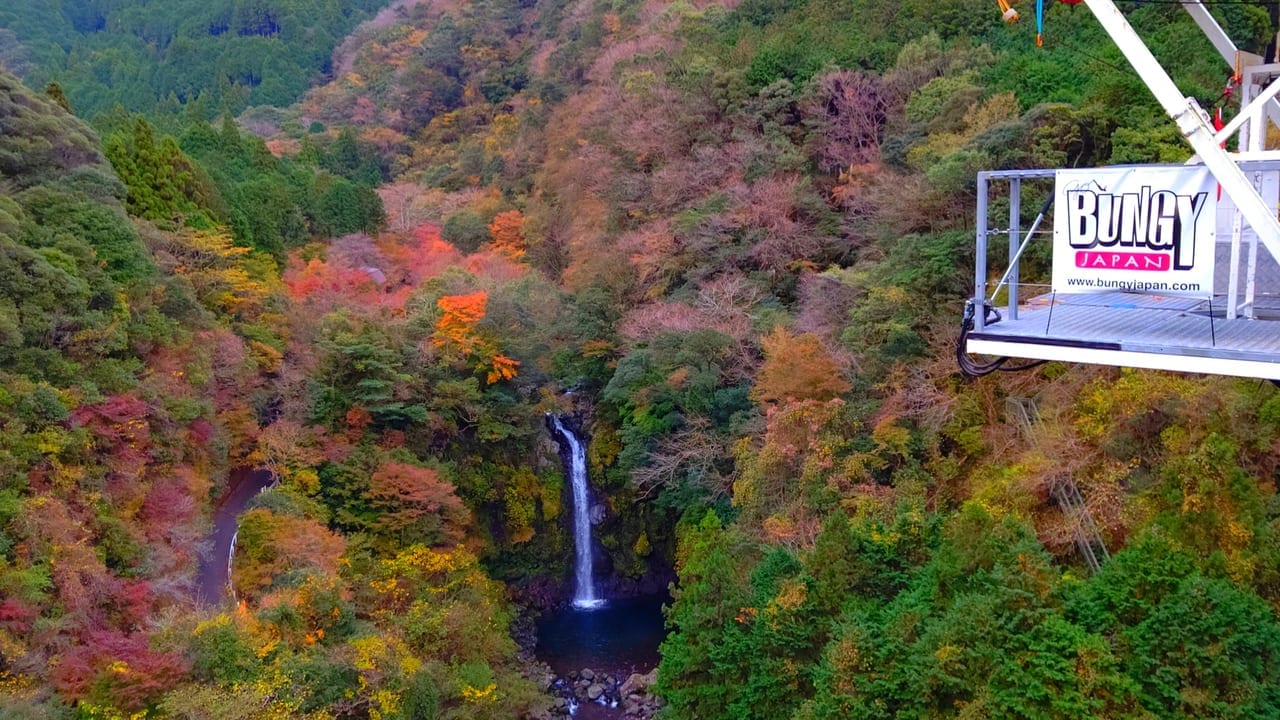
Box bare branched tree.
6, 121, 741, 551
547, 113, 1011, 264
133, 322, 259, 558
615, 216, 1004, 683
631, 419, 732, 501
803, 69, 892, 174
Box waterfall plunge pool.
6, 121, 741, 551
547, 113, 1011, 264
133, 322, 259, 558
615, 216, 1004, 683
534, 595, 668, 678
536, 596, 668, 720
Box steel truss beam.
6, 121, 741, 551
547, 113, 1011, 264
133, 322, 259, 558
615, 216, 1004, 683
1180, 3, 1280, 133
1081, 0, 1280, 268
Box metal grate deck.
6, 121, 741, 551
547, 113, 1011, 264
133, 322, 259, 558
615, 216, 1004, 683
967, 291, 1280, 377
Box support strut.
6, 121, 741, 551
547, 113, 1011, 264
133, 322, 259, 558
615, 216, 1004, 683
1081, 0, 1280, 267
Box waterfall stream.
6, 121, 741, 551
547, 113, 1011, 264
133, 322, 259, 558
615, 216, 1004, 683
550, 416, 604, 609
538, 418, 668, 719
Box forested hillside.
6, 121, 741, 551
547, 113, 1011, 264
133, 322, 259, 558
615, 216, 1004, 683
3, 0, 1280, 718
0, 0, 389, 118
0, 66, 550, 720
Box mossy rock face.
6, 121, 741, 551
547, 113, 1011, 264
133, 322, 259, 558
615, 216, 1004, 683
634, 532, 651, 557
593, 485, 672, 581
540, 469, 563, 520
482, 438, 575, 585
588, 419, 622, 478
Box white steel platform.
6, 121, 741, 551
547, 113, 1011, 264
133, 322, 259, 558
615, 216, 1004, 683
959, 0, 1280, 381
966, 291, 1280, 379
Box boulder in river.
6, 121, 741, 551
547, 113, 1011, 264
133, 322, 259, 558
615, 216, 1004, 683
619, 668, 658, 697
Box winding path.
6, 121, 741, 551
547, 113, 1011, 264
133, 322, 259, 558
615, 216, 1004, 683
195, 468, 273, 605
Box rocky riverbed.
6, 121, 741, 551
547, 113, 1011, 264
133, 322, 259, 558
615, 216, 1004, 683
546, 667, 663, 719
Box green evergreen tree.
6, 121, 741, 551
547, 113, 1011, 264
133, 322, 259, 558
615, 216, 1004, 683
728, 548, 823, 720
806, 510, 865, 615
218, 113, 246, 160
657, 510, 752, 719
103, 116, 218, 228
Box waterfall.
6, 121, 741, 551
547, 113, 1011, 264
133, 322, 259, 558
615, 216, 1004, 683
550, 416, 604, 609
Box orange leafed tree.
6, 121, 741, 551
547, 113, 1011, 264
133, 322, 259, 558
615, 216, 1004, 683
381, 224, 463, 279
432, 291, 520, 384
366, 462, 471, 546
751, 327, 852, 404
285, 257, 330, 298
488, 209, 527, 257
433, 291, 489, 356
487, 354, 520, 384
283, 256, 384, 310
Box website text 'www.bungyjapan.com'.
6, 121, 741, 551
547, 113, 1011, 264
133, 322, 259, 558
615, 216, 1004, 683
1065, 277, 1201, 292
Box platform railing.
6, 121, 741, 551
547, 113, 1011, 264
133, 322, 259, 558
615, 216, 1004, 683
973, 169, 1055, 332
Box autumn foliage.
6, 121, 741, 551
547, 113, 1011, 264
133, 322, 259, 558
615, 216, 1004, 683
366, 461, 471, 546
488, 209, 527, 257
434, 291, 490, 355
8, 0, 1280, 718
232, 508, 347, 599
751, 327, 852, 404
433, 290, 520, 384
51, 630, 190, 711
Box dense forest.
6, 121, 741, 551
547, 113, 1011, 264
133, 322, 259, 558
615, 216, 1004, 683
2, 0, 1280, 718
0, 0, 388, 117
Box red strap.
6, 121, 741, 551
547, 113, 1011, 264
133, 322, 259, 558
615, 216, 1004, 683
1215, 108, 1225, 200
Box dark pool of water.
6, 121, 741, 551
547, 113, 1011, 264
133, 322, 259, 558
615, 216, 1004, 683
535, 595, 669, 678
536, 596, 669, 720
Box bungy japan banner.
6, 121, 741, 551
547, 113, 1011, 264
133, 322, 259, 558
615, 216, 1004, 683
1052, 166, 1216, 297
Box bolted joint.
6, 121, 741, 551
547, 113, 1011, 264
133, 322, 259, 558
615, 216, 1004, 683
1174, 96, 1213, 139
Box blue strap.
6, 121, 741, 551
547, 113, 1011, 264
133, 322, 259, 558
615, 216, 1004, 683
1037, 0, 1045, 40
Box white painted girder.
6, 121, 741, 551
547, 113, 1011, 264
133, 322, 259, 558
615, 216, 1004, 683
968, 338, 1280, 379
1081, 0, 1280, 272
